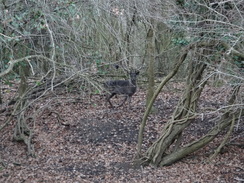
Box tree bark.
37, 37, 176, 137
158, 85, 241, 166
138, 56, 207, 166
136, 46, 189, 156
146, 24, 155, 107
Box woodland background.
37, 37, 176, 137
0, 0, 243, 182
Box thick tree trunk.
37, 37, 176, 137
139, 58, 207, 166
136, 47, 189, 156
13, 66, 35, 157
158, 85, 241, 166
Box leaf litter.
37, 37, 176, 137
0, 82, 243, 183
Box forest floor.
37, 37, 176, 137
0, 82, 243, 183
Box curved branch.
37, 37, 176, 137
0, 55, 58, 78
158, 85, 241, 166
44, 17, 56, 91
136, 45, 189, 156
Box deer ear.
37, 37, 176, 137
114, 64, 119, 70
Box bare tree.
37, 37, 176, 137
136, 0, 244, 166
0, 0, 243, 163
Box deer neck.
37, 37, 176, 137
130, 78, 137, 86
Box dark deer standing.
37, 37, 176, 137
104, 68, 139, 108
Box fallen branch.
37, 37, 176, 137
209, 114, 236, 161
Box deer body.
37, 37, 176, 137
104, 70, 139, 108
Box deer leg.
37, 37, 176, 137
118, 95, 128, 107
128, 96, 132, 109
106, 93, 116, 108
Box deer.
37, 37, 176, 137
104, 67, 140, 109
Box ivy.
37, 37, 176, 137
172, 38, 189, 46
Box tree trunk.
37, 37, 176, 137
146, 25, 155, 107
13, 65, 35, 157
158, 85, 241, 166
0, 81, 2, 104
136, 46, 189, 156
139, 58, 207, 166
